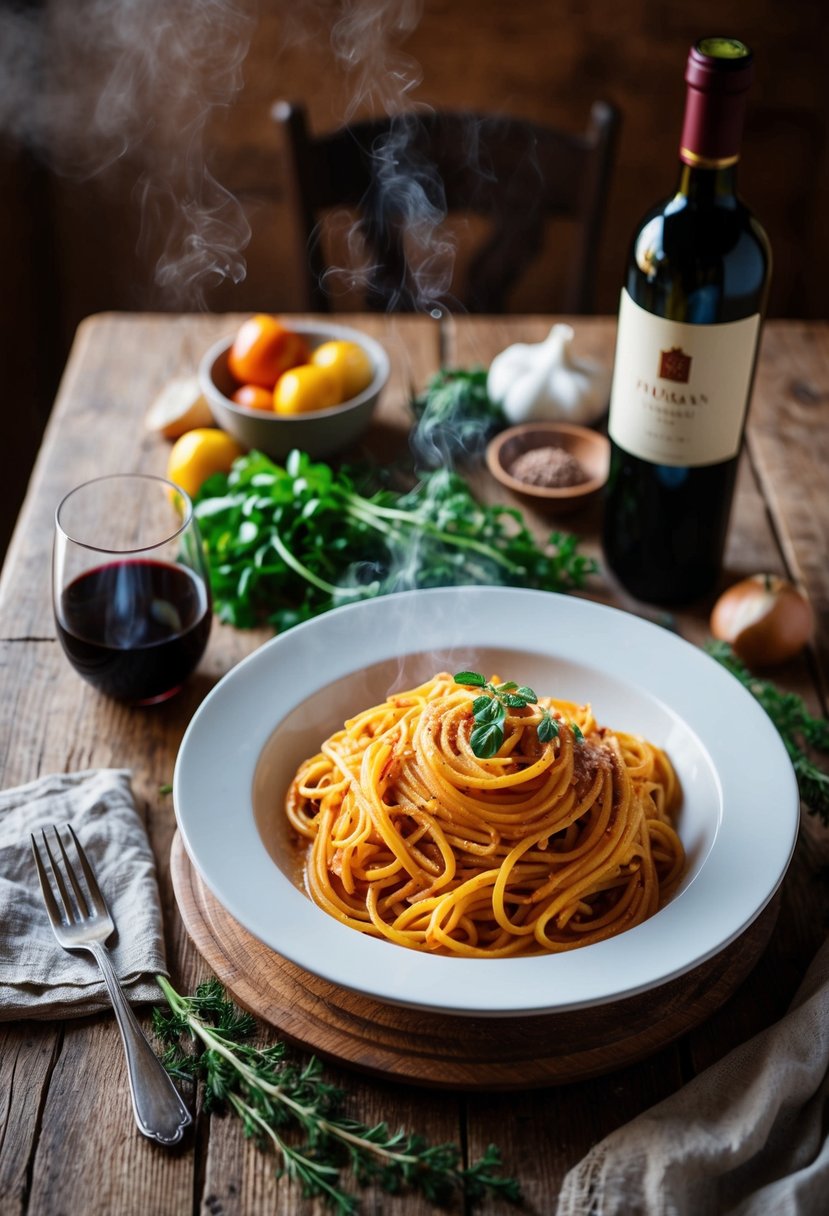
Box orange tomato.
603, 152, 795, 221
227, 315, 310, 388
232, 383, 274, 411
273, 365, 341, 415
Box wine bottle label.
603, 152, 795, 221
608, 290, 760, 467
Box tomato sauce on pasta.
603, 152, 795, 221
284, 672, 685, 957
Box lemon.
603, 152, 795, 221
166, 427, 244, 499
311, 340, 374, 402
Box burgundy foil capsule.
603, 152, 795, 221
680, 38, 754, 166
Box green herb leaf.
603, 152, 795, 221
455, 672, 560, 758
470, 720, 505, 758
473, 697, 503, 725
515, 686, 538, 703
537, 712, 559, 743
455, 670, 486, 686
706, 640, 829, 825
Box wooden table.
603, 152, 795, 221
1, 313, 827, 1215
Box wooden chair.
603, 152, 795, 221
273, 100, 620, 315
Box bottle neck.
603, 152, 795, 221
675, 159, 739, 204
679, 44, 751, 183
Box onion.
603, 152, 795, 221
710, 574, 814, 667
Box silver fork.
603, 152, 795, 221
31, 823, 192, 1145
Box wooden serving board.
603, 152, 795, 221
170, 831, 778, 1090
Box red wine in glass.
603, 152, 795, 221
56, 559, 211, 704
53, 474, 213, 705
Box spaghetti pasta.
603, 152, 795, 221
284, 672, 685, 958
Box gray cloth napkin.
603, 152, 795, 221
556, 936, 829, 1216
0, 769, 168, 1020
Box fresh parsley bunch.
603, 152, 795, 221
194, 450, 595, 632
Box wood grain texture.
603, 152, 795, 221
745, 322, 829, 699
0, 314, 827, 1216
0, 1024, 60, 1216
27, 1020, 194, 1216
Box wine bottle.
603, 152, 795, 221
601, 37, 771, 605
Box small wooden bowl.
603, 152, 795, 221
486, 422, 610, 514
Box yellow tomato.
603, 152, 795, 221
311, 340, 374, 401
273, 365, 341, 415
166, 428, 244, 499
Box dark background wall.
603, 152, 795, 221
2, 0, 827, 560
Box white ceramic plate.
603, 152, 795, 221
173, 586, 799, 1017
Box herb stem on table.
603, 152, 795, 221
153, 976, 520, 1214
269, 529, 379, 600
342, 493, 525, 575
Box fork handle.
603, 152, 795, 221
88, 942, 192, 1145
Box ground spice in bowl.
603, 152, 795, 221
507, 445, 588, 489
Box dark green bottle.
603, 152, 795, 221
602, 38, 772, 605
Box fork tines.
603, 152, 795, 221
31, 823, 106, 926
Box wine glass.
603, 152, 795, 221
52, 474, 212, 705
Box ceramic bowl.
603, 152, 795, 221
486, 421, 610, 513
199, 320, 390, 461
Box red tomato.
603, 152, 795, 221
227, 315, 310, 389
231, 384, 274, 411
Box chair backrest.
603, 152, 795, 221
273, 100, 620, 314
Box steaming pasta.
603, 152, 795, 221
284, 672, 685, 957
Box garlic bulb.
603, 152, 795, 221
145, 376, 214, 438
487, 324, 611, 426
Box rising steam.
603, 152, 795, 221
0, 0, 254, 307
323, 0, 459, 314
0, 0, 479, 315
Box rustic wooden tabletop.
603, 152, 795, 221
1, 313, 827, 1215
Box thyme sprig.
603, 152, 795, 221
152, 976, 520, 1213
706, 640, 829, 825
454, 671, 567, 758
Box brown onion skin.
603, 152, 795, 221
710, 574, 814, 667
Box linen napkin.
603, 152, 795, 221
0, 769, 168, 1020
556, 935, 829, 1215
